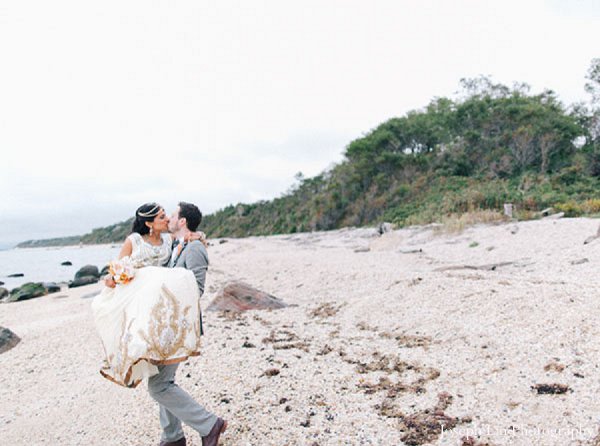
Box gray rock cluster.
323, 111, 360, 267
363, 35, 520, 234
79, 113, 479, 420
68, 265, 101, 288
1, 264, 106, 303
2, 282, 48, 303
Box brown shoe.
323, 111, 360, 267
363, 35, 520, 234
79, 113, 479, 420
202, 417, 227, 446
159, 437, 186, 446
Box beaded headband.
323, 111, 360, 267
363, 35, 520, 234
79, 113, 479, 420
136, 203, 162, 218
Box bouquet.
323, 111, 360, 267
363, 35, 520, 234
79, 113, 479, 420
108, 257, 136, 285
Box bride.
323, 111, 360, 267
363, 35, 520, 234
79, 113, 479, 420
91, 203, 204, 388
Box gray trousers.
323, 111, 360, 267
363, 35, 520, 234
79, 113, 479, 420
147, 363, 217, 442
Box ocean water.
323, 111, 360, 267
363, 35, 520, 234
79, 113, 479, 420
0, 244, 122, 290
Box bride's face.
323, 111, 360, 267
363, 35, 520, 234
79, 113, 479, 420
150, 209, 169, 234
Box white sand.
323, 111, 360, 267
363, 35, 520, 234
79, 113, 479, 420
2, 218, 600, 446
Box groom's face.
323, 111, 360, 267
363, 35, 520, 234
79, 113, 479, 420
168, 207, 184, 233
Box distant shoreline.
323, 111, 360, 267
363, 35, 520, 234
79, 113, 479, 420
12, 242, 119, 251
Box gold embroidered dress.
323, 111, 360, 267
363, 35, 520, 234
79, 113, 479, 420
91, 233, 202, 388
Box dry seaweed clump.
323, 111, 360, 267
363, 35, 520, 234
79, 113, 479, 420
308, 302, 345, 319
351, 352, 439, 379
460, 437, 497, 446
217, 310, 246, 322
262, 329, 310, 352
381, 331, 432, 349
391, 392, 472, 445
262, 368, 280, 377
531, 383, 571, 394
359, 376, 413, 397
543, 361, 565, 372
358, 368, 440, 397
356, 321, 379, 331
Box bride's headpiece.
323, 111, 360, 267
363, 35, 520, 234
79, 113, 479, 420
137, 203, 162, 218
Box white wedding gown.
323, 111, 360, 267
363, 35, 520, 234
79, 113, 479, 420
91, 233, 202, 388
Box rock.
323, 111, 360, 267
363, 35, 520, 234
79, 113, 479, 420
540, 207, 553, 217
42, 282, 61, 294
219, 239, 228, 244
75, 265, 100, 279
99, 265, 110, 277
0, 287, 8, 300
207, 281, 288, 312
354, 247, 370, 253
378, 222, 394, 235
503, 203, 513, 218
61, 261, 72, 266
0, 327, 21, 354
5, 282, 47, 303
7, 273, 24, 278
0, 281, 4, 285
69, 276, 99, 288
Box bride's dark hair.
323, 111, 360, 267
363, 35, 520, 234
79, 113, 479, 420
131, 202, 162, 235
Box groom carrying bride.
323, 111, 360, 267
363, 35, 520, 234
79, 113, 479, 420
150, 202, 227, 446
98, 201, 227, 446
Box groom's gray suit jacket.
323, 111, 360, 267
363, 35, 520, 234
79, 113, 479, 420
170, 239, 208, 335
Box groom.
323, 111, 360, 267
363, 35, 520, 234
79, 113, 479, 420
148, 201, 227, 446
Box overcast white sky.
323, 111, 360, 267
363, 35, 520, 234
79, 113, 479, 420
1, 0, 599, 246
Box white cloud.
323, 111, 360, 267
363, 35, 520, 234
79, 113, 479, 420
0, 0, 599, 245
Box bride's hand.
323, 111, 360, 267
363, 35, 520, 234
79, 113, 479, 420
104, 275, 116, 289
186, 231, 208, 247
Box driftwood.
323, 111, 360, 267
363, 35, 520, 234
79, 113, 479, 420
398, 248, 423, 254
542, 212, 564, 220
435, 261, 515, 272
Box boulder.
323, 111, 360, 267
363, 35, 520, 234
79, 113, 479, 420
43, 282, 61, 294
99, 264, 110, 277
0, 327, 21, 354
75, 265, 100, 279
0, 281, 4, 285
61, 261, 73, 266
207, 281, 288, 312
5, 282, 47, 303
0, 287, 8, 300
7, 273, 24, 278
69, 276, 99, 288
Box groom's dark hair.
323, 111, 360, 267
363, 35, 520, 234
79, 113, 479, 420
178, 202, 202, 231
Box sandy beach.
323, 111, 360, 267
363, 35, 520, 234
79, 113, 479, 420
2, 217, 600, 446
